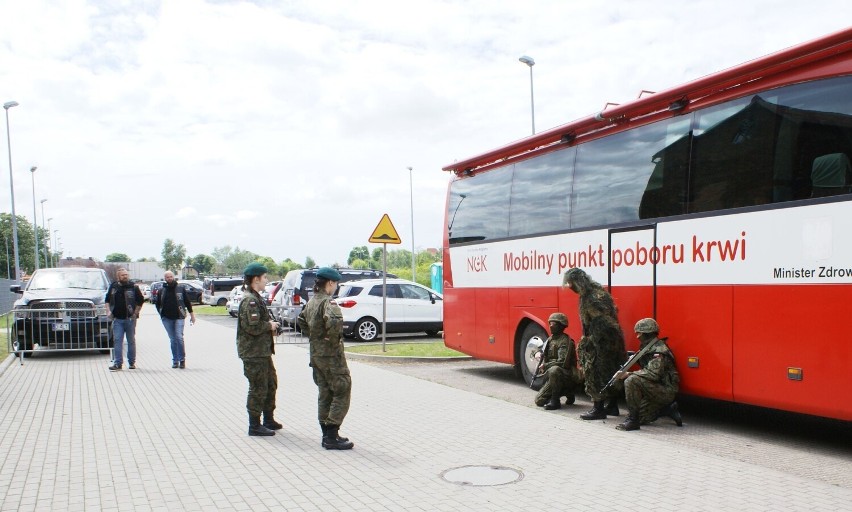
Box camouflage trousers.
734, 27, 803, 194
624, 374, 676, 423
242, 356, 278, 417
578, 337, 622, 401
534, 366, 581, 406
311, 355, 352, 427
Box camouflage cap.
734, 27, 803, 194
548, 312, 569, 326
634, 318, 660, 334
243, 262, 268, 277
316, 266, 342, 281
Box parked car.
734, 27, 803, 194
139, 283, 151, 301
334, 278, 442, 342
178, 280, 204, 304
10, 267, 112, 354
264, 281, 282, 305
226, 285, 243, 317
202, 277, 243, 306
273, 268, 396, 326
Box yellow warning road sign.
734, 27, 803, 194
369, 214, 402, 244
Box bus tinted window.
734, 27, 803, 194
572, 117, 691, 228
508, 149, 575, 236
448, 169, 512, 244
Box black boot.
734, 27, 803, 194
319, 423, 350, 446
659, 401, 683, 427
248, 415, 275, 436
580, 401, 607, 420
616, 410, 640, 431
603, 397, 620, 417
262, 411, 283, 430
543, 396, 561, 410
322, 425, 354, 450
563, 393, 575, 405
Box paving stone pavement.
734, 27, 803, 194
1, 308, 850, 511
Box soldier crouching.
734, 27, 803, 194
534, 313, 582, 410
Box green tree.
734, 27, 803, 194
223, 247, 258, 275
105, 253, 130, 262
280, 258, 303, 275
187, 253, 216, 274
347, 246, 369, 265
304, 256, 316, 268
137, 257, 157, 262
0, 213, 53, 276
349, 258, 371, 270
161, 238, 187, 272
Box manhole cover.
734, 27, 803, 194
440, 465, 524, 486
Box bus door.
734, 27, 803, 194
608, 225, 657, 354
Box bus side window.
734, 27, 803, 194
810, 153, 851, 198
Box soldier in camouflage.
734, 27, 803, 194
534, 312, 581, 410
297, 266, 354, 450
562, 267, 627, 420
236, 263, 282, 437
614, 318, 682, 431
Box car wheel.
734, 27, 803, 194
518, 322, 547, 390
425, 330, 439, 337
229, 311, 237, 318
217, 298, 227, 307
354, 318, 379, 342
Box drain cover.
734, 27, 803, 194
440, 465, 523, 486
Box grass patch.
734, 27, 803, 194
193, 305, 229, 316
346, 341, 465, 357
0, 313, 10, 360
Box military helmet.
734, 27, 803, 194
316, 266, 342, 281
243, 262, 268, 277
634, 318, 660, 334
548, 312, 569, 326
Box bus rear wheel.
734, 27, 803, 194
518, 322, 547, 390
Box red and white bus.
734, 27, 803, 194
441, 28, 852, 421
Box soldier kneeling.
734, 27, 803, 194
533, 313, 581, 410
614, 318, 683, 431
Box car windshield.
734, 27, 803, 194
27, 270, 107, 290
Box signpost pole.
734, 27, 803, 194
382, 244, 387, 352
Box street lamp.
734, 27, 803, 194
3, 100, 21, 281
30, 166, 39, 271
53, 229, 59, 267
519, 55, 536, 135
407, 166, 415, 282
41, 200, 48, 267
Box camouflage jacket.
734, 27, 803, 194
297, 289, 345, 358
543, 332, 577, 371
236, 288, 274, 359
634, 336, 680, 391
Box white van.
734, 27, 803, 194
202, 277, 243, 306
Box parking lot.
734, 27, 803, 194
1, 308, 850, 511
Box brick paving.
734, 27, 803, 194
1, 308, 850, 511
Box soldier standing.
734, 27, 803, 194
533, 312, 581, 410
297, 267, 354, 450
236, 263, 282, 437
562, 267, 627, 420
614, 318, 682, 431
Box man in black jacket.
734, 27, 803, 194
155, 271, 197, 368
107, 268, 145, 371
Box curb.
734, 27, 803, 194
0, 353, 16, 379
344, 351, 473, 363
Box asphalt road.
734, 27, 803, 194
198, 314, 851, 489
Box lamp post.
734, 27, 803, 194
41, 200, 48, 267
3, 100, 21, 281
30, 166, 39, 271
53, 229, 59, 267
518, 56, 536, 135
407, 166, 415, 282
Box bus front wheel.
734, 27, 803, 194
518, 322, 547, 390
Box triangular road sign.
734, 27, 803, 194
369, 214, 402, 244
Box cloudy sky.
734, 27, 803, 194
0, 0, 847, 267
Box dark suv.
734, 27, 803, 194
10, 267, 112, 355
151, 281, 203, 305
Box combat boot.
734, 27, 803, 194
563, 393, 575, 405
615, 409, 640, 431
543, 396, 561, 410
248, 415, 275, 436
322, 425, 354, 450
580, 401, 607, 420
659, 401, 683, 427
319, 423, 350, 446
262, 411, 283, 430
603, 397, 620, 416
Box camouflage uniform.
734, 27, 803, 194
297, 289, 351, 428
236, 288, 278, 418
624, 337, 680, 423
534, 332, 581, 406
563, 268, 627, 402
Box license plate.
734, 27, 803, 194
52, 323, 70, 331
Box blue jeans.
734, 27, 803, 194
161, 318, 186, 363
112, 318, 137, 366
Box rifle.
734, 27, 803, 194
529, 338, 550, 388
601, 337, 662, 394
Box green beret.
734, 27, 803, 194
316, 266, 342, 281
243, 262, 268, 277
